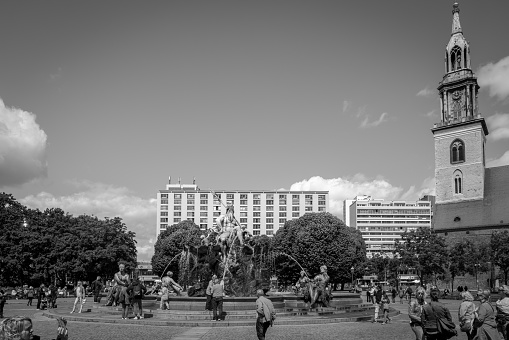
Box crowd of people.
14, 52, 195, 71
366, 283, 509, 340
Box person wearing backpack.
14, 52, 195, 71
255, 289, 275, 340
91, 276, 104, 303
421, 288, 457, 340
127, 276, 147, 320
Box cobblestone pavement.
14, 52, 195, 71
1, 296, 474, 339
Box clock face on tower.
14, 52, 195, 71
452, 90, 462, 101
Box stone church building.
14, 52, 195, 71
431, 3, 509, 240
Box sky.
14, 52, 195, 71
1, 1, 508, 261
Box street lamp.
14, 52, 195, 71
350, 266, 355, 289
474, 263, 480, 291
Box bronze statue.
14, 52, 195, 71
215, 205, 245, 258
309, 265, 331, 308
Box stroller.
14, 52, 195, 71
40, 296, 48, 310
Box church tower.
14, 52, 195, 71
431, 3, 489, 204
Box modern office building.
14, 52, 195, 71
344, 196, 433, 258
156, 178, 329, 238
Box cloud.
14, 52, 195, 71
360, 112, 388, 128
425, 110, 437, 118
478, 56, 509, 100
0, 98, 48, 186
20, 180, 157, 261
417, 87, 435, 97
342, 100, 351, 113
486, 150, 509, 168
486, 113, 509, 141
49, 67, 62, 81
286, 175, 434, 220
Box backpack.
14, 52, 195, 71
133, 284, 142, 297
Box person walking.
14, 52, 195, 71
399, 286, 405, 304
366, 285, 372, 304
381, 291, 391, 325
127, 275, 147, 320
91, 276, 104, 303
211, 278, 224, 321
26, 287, 34, 307
473, 289, 501, 340
255, 289, 276, 340
48, 283, 58, 308
70, 281, 85, 314
409, 287, 427, 340
458, 291, 476, 340
496, 285, 509, 340
421, 288, 456, 340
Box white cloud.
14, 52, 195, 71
20, 180, 157, 261
342, 100, 351, 113
0, 98, 48, 186
417, 87, 435, 97
425, 110, 437, 118
286, 175, 434, 220
360, 112, 388, 128
50, 67, 62, 81
478, 56, 509, 100
487, 150, 509, 168
486, 113, 509, 141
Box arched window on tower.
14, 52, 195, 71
453, 170, 463, 195
450, 46, 462, 71
450, 139, 465, 164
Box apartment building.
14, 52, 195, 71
156, 179, 329, 238
344, 196, 433, 258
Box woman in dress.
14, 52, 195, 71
473, 289, 501, 340
70, 281, 85, 314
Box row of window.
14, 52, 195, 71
357, 209, 430, 214
160, 205, 326, 212
161, 193, 327, 199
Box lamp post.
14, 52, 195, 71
351, 266, 355, 289
474, 263, 480, 291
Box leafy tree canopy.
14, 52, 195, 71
272, 212, 366, 286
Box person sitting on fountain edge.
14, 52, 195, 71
162, 271, 182, 296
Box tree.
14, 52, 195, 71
393, 228, 448, 285
272, 212, 366, 288
492, 231, 509, 284
151, 220, 202, 278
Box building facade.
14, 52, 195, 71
345, 196, 432, 258
156, 178, 329, 238
431, 3, 509, 240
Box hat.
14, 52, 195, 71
478, 289, 491, 299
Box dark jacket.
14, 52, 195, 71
91, 280, 104, 293
374, 288, 383, 304
127, 280, 147, 299
421, 301, 453, 333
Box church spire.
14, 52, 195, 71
451, 3, 462, 35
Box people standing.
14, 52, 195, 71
458, 291, 476, 340
496, 285, 509, 340
421, 288, 456, 340
211, 278, 224, 321
91, 276, 104, 303
255, 289, 275, 340
391, 286, 397, 304
0, 289, 6, 318
70, 281, 85, 314
366, 285, 372, 304
127, 275, 147, 320
381, 291, 391, 324
406, 286, 413, 304
399, 286, 405, 304
206, 275, 217, 315
26, 287, 34, 307
160, 284, 169, 310
36, 284, 46, 310
114, 263, 131, 319
371, 285, 383, 323
48, 283, 58, 308
409, 287, 427, 340
473, 289, 501, 340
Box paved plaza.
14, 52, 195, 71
1, 295, 477, 340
